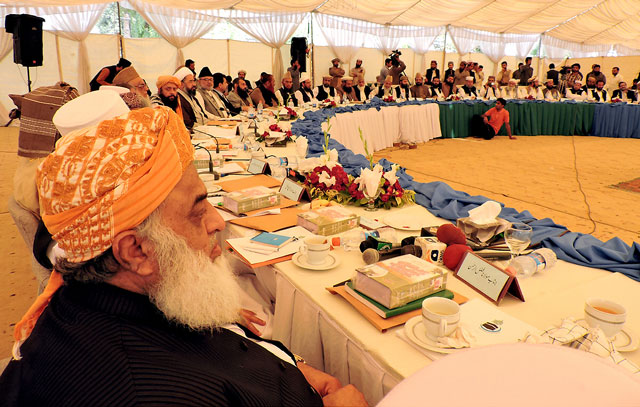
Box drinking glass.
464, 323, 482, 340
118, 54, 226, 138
504, 223, 532, 260
363, 188, 380, 211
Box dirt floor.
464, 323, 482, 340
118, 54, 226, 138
0, 128, 638, 357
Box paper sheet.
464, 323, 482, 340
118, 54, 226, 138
219, 174, 281, 192
226, 226, 311, 267
229, 208, 305, 232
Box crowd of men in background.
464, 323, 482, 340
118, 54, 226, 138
87, 55, 640, 133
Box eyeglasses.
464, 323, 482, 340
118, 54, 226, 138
135, 83, 148, 90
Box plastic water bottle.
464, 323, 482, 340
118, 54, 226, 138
247, 106, 256, 119
508, 248, 557, 278
335, 227, 398, 252
257, 102, 263, 120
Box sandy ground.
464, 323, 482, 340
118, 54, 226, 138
1, 128, 638, 358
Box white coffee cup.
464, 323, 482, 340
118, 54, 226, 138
422, 297, 460, 340
299, 236, 330, 265
584, 298, 626, 338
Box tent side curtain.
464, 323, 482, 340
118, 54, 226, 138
448, 26, 539, 62
541, 35, 612, 59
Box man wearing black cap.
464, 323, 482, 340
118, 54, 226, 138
89, 58, 132, 91
196, 66, 218, 117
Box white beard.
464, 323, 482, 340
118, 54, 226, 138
140, 215, 242, 331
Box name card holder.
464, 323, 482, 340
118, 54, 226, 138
279, 177, 311, 202
455, 251, 524, 305
247, 158, 271, 175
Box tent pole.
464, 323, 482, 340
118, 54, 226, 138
226, 39, 231, 76
116, 2, 124, 58
55, 34, 64, 82
536, 34, 543, 79
442, 26, 448, 77
310, 12, 315, 86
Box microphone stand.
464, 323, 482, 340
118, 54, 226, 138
193, 144, 214, 174
192, 128, 220, 154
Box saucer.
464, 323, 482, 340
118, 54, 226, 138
404, 316, 463, 354
576, 318, 639, 352
292, 251, 340, 271
206, 185, 222, 194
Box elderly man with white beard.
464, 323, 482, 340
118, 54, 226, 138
0, 106, 368, 407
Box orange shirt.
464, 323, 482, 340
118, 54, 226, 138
485, 107, 509, 134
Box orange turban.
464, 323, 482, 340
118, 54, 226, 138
38, 106, 194, 263
156, 75, 181, 90
14, 106, 193, 354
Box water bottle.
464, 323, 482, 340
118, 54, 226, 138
508, 248, 557, 278
247, 106, 256, 119
335, 227, 399, 252
257, 102, 263, 120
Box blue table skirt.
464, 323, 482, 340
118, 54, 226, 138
291, 101, 640, 281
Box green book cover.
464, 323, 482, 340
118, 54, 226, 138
345, 282, 453, 319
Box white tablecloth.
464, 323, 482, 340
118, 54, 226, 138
330, 103, 442, 155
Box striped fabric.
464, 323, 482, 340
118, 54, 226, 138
13, 84, 79, 158
0, 283, 323, 406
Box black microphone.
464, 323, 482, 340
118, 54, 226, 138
362, 245, 422, 265
194, 145, 214, 174
192, 128, 220, 154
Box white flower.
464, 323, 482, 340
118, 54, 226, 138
318, 171, 336, 187
359, 167, 382, 198
373, 164, 384, 173
320, 148, 340, 169
298, 157, 320, 173
383, 164, 399, 185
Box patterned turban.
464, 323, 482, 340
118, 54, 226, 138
37, 106, 194, 263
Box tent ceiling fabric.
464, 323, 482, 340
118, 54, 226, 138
2, 0, 639, 53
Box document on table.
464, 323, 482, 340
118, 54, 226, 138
226, 226, 311, 267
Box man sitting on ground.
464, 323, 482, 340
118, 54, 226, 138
612, 81, 637, 103
313, 75, 338, 102
566, 80, 587, 101
276, 71, 299, 107
479, 76, 499, 100
294, 74, 315, 104
410, 73, 430, 99
470, 98, 514, 140
457, 76, 478, 100
0, 107, 367, 406
228, 78, 253, 110
426, 77, 442, 100
354, 77, 372, 102
175, 66, 209, 130
250, 74, 279, 108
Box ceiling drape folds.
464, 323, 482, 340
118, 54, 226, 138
228, 10, 306, 87
128, 0, 221, 71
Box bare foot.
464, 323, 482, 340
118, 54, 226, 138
509, 136, 517, 140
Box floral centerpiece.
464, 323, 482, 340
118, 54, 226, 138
382, 95, 395, 103
298, 120, 414, 209
256, 123, 293, 143
323, 99, 337, 107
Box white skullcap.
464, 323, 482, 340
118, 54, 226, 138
465, 76, 474, 81
343, 76, 353, 81
300, 73, 311, 82
98, 85, 130, 95
509, 78, 517, 83
174, 67, 194, 82
53, 90, 130, 137
574, 80, 582, 85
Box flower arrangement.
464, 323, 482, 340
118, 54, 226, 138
285, 106, 298, 119
447, 94, 461, 101
323, 98, 337, 107
256, 123, 293, 143
611, 97, 622, 103
383, 96, 395, 103
299, 120, 414, 210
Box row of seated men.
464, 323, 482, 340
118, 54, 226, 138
2, 61, 368, 405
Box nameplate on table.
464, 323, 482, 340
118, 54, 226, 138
247, 158, 270, 175
455, 251, 524, 305
279, 177, 311, 202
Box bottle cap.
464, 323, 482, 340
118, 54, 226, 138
331, 237, 341, 247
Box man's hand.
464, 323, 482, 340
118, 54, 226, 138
297, 361, 341, 396
483, 116, 489, 124
322, 385, 368, 407
238, 309, 265, 336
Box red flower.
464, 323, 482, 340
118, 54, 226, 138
307, 172, 319, 184
380, 193, 390, 202
269, 124, 282, 131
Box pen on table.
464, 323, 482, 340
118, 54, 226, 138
239, 244, 278, 255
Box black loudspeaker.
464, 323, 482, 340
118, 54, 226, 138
5, 14, 45, 67
290, 37, 308, 72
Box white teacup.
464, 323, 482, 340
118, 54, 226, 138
422, 297, 460, 340
584, 298, 626, 338
299, 236, 330, 265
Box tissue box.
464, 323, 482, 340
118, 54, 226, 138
297, 205, 359, 236
223, 186, 280, 215
456, 217, 510, 244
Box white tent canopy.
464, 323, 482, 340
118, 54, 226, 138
3, 0, 640, 54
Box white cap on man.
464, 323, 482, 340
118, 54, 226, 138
53, 91, 130, 137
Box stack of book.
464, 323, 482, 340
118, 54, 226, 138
223, 186, 280, 215
297, 205, 360, 236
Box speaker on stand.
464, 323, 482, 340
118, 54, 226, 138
290, 37, 308, 72
5, 14, 45, 92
